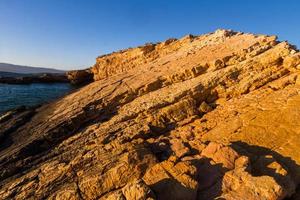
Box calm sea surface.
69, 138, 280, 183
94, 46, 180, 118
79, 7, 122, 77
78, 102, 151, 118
0, 83, 74, 113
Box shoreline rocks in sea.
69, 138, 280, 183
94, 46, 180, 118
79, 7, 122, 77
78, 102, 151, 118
0, 70, 95, 86
0, 73, 69, 84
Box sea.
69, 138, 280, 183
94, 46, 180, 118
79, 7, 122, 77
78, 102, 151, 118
0, 83, 74, 113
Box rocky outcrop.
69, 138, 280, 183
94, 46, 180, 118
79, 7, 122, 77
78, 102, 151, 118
1, 29, 300, 199
66, 69, 94, 85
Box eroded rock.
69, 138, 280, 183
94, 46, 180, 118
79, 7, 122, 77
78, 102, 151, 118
1, 29, 300, 200
67, 69, 93, 85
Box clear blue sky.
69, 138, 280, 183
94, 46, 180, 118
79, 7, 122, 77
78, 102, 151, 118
1, 0, 300, 70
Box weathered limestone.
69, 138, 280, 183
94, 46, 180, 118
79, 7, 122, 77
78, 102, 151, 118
1, 29, 300, 199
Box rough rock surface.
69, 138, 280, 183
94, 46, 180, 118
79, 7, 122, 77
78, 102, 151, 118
67, 69, 94, 85
1, 29, 300, 199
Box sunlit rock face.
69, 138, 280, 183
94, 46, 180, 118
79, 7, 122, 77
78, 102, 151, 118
67, 69, 94, 85
1, 29, 300, 199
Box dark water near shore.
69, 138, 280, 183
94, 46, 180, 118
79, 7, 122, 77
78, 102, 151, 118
0, 83, 74, 113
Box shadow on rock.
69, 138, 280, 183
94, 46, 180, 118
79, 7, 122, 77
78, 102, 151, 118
144, 140, 300, 199
231, 141, 300, 199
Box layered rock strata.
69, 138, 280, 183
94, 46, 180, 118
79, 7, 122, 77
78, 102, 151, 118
1, 29, 300, 199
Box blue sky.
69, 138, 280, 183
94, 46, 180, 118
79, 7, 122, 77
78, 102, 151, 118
0, 0, 300, 70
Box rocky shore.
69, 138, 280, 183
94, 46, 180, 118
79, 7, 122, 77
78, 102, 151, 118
0, 73, 69, 84
1, 29, 300, 199
0, 71, 95, 86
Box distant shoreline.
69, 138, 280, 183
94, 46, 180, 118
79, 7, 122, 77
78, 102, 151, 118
0, 73, 69, 84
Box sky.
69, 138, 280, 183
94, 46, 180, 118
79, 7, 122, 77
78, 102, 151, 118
0, 0, 300, 70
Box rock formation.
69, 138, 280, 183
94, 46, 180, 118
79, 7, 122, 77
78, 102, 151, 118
1, 29, 300, 199
66, 69, 93, 85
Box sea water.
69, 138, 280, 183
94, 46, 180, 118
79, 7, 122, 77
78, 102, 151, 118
0, 83, 74, 113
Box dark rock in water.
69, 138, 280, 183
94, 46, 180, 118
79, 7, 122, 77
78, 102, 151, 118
66, 69, 94, 85
0, 73, 69, 84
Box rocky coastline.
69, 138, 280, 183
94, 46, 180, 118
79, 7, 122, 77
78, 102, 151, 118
1, 29, 300, 199
0, 73, 69, 84
0, 70, 94, 85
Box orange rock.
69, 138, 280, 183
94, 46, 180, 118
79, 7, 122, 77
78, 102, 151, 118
1, 29, 300, 199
